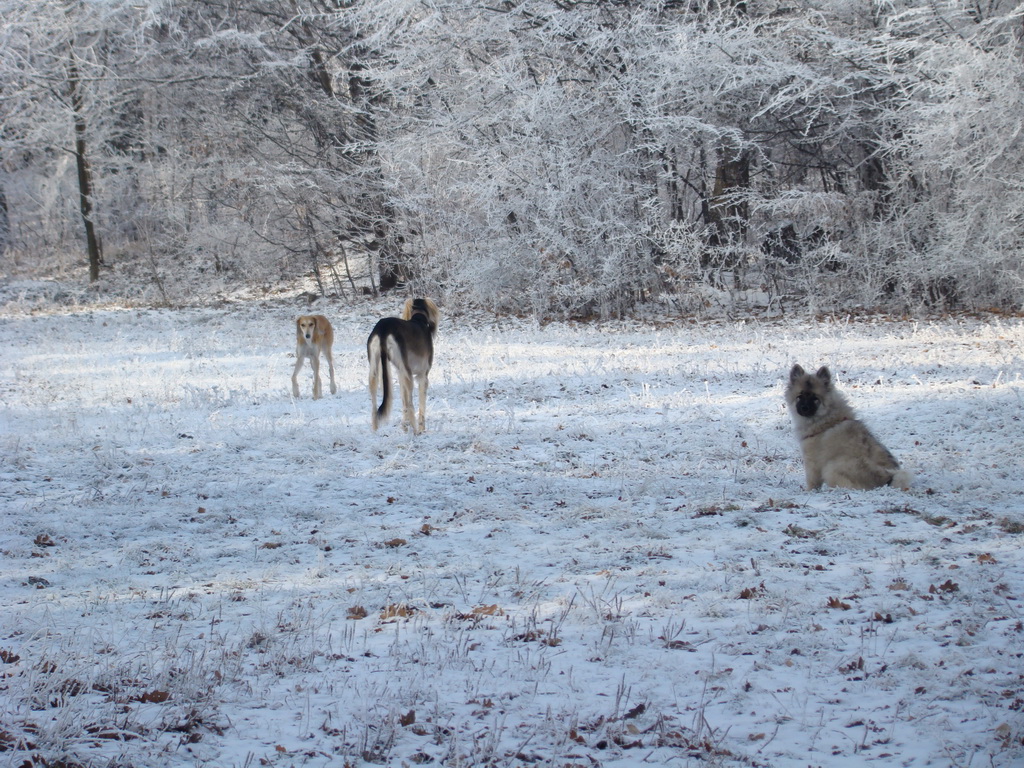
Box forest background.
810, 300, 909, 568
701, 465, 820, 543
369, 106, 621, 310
2, 0, 1024, 317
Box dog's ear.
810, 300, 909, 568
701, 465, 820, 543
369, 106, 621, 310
295, 317, 302, 333
789, 364, 805, 383
424, 298, 439, 327
400, 298, 414, 321
815, 366, 832, 386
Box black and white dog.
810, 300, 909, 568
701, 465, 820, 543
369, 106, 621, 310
367, 298, 440, 434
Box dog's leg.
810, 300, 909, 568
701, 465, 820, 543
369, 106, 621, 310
368, 337, 380, 430
311, 350, 322, 400
824, 461, 892, 491
416, 374, 428, 433
326, 345, 337, 395
399, 368, 415, 432
804, 464, 823, 491
292, 350, 304, 399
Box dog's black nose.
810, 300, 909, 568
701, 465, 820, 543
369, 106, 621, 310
795, 394, 818, 417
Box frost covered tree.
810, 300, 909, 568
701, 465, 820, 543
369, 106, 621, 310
0, 0, 415, 297
0, 0, 138, 281
161, 0, 416, 294
2, 0, 1023, 313
867, 1, 1024, 309
354, 0, 915, 315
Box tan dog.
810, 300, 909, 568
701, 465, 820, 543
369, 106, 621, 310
367, 298, 439, 434
292, 315, 337, 399
786, 364, 911, 491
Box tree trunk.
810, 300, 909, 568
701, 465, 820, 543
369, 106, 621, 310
67, 56, 103, 282
702, 136, 750, 284
348, 60, 406, 293
306, 45, 406, 293
0, 186, 10, 253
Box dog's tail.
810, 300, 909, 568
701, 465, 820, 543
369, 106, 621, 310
367, 331, 392, 430
890, 468, 913, 491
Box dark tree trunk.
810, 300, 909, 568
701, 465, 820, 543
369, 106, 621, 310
348, 60, 406, 292
0, 186, 10, 253
67, 57, 103, 282
304, 44, 406, 294
702, 137, 750, 283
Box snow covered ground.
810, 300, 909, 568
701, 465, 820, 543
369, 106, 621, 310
1, 295, 1022, 767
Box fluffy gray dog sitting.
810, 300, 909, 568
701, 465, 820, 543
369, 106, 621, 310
786, 364, 912, 491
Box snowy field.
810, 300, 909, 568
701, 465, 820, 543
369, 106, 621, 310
1, 296, 1023, 768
